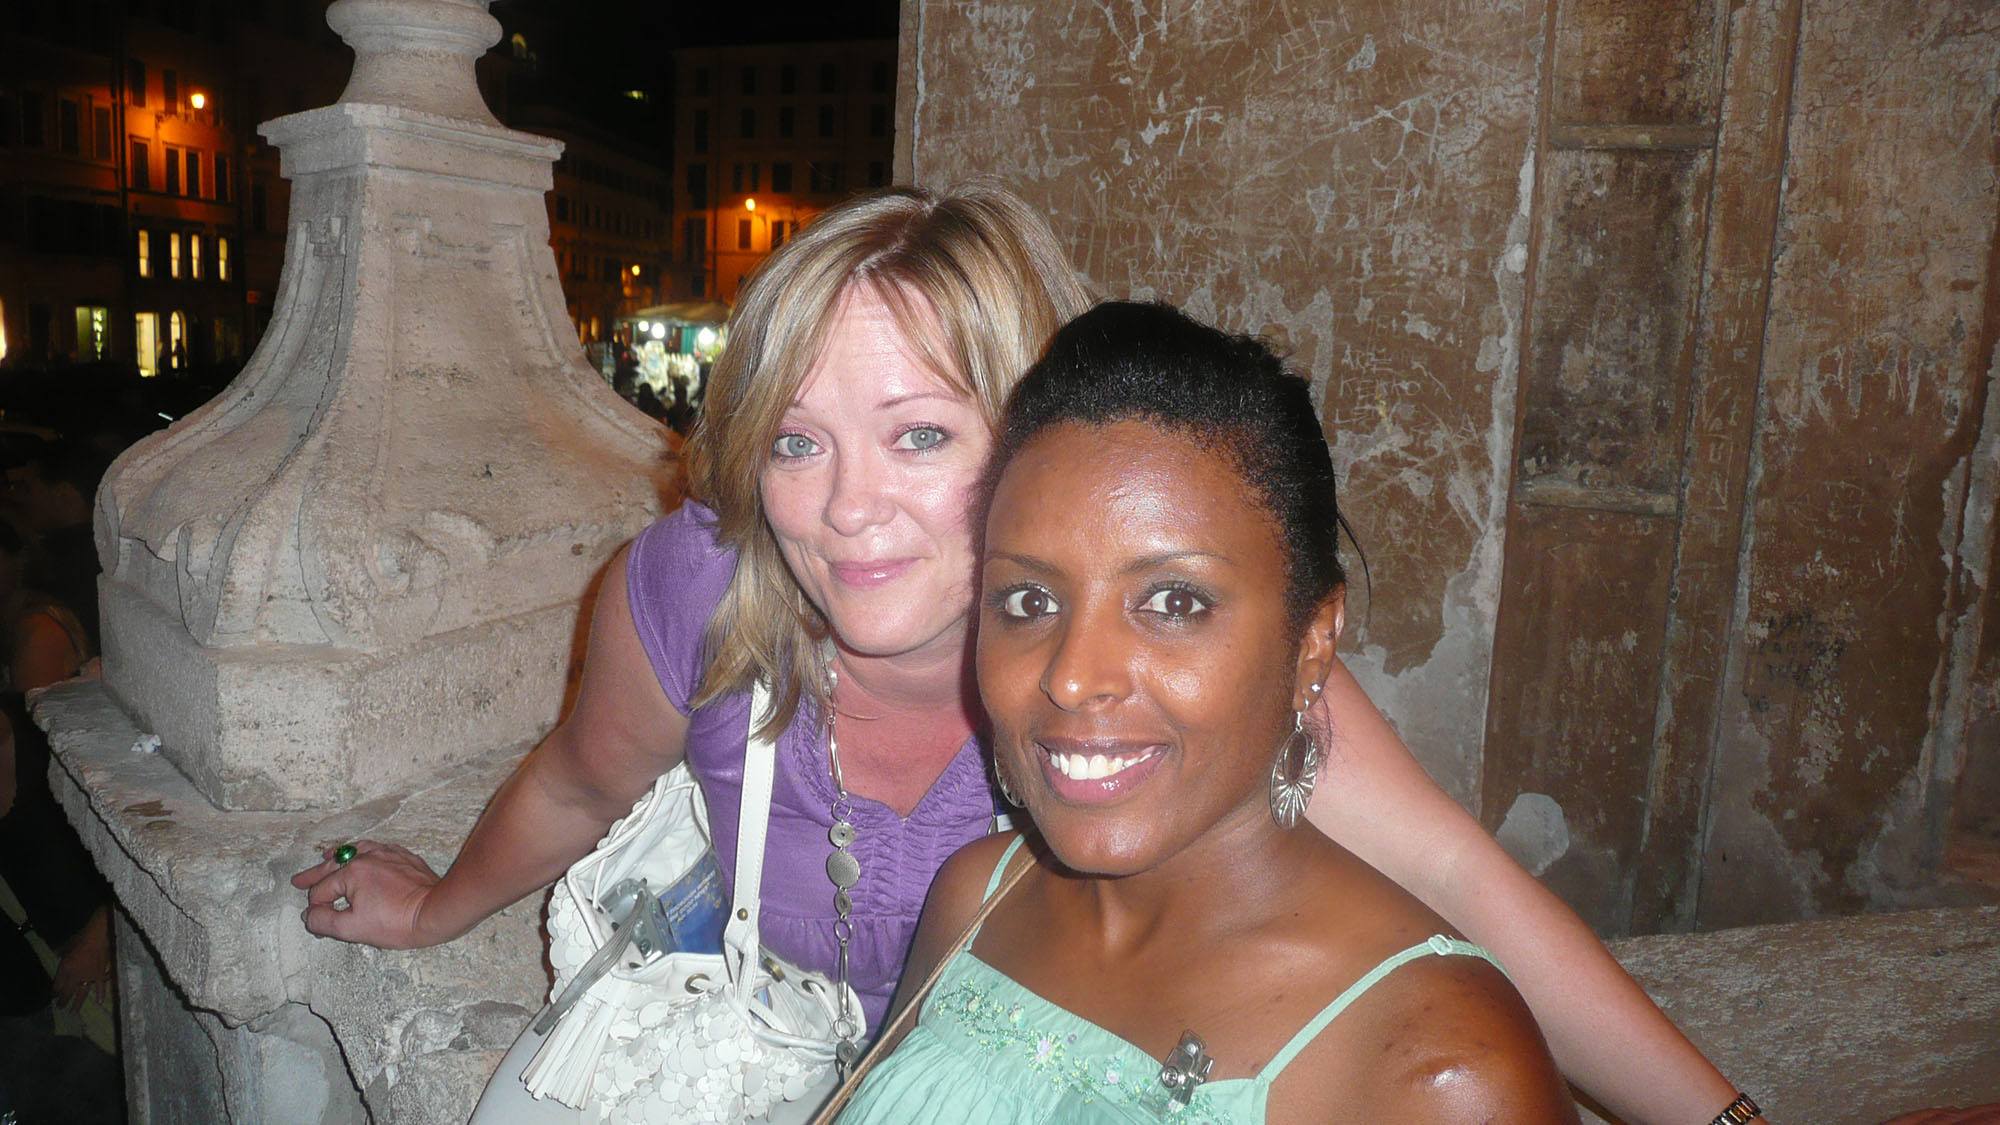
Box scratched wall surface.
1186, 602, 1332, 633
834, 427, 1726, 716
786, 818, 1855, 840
902, 0, 2000, 931
902, 0, 1545, 804
1698, 3, 2000, 927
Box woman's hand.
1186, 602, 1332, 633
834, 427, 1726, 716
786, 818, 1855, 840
51, 903, 114, 1009
290, 840, 452, 949
283, 545, 687, 953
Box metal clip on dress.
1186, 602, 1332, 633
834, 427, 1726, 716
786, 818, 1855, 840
1157, 1031, 1216, 1106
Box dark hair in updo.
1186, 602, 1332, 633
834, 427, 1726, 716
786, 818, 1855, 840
988, 301, 1350, 627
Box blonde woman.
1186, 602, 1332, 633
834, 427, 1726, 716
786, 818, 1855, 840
293, 185, 1752, 1124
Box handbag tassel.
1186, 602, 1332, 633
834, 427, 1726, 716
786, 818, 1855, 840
520, 991, 618, 1109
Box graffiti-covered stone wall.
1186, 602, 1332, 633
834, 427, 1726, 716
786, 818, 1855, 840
900, 0, 2000, 932
901, 1, 1546, 808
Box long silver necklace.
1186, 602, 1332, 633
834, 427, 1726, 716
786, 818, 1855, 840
824, 659, 864, 1075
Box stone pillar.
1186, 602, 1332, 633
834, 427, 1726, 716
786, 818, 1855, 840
97, 0, 667, 812
40, 0, 671, 1119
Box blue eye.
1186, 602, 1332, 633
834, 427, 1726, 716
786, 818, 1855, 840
772, 433, 820, 459
1139, 586, 1209, 619
996, 586, 1060, 619
895, 426, 947, 451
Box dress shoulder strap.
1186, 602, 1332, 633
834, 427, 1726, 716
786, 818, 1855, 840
1258, 935, 1502, 1081
981, 835, 1030, 902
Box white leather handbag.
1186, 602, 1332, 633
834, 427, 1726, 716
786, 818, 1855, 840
521, 683, 863, 1124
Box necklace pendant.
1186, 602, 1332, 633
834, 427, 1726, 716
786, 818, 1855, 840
826, 847, 861, 890
829, 820, 856, 848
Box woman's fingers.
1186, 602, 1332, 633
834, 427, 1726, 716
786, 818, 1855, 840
302, 899, 362, 941
292, 840, 445, 949
290, 838, 390, 888
305, 866, 352, 907
290, 857, 335, 888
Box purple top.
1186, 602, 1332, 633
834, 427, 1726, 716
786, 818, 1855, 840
625, 503, 998, 1029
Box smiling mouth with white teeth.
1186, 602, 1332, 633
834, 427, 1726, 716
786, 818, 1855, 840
1047, 748, 1157, 781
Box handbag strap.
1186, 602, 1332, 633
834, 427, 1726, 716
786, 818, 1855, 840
809, 841, 1035, 1124
723, 680, 780, 971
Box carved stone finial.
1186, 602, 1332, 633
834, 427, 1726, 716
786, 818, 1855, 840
95, 0, 671, 810
326, 0, 502, 123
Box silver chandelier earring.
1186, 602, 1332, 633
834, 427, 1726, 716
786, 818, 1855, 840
1269, 708, 1321, 829
994, 759, 1026, 809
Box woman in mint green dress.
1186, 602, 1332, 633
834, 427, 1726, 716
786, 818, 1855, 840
839, 302, 1577, 1123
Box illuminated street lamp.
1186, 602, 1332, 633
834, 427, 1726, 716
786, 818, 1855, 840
743, 198, 756, 212
190, 91, 208, 110
630, 263, 642, 276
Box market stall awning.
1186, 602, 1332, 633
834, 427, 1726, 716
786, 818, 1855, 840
629, 300, 731, 326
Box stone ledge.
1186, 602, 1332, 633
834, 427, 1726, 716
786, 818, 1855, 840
41, 677, 2000, 1122
38, 678, 548, 1122
1605, 904, 2000, 1124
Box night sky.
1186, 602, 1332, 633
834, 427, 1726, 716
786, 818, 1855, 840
489, 0, 900, 145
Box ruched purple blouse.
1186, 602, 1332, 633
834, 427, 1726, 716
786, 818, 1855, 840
624, 502, 998, 1030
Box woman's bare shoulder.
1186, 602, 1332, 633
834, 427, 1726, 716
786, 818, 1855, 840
1273, 945, 1577, 1124
926, 831, 1026, 926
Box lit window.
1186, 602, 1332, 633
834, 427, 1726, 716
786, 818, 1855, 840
137, 229, 151, 277
168, 311, 187, 369
169, 232, 182, 278
74, 306, 108, 360
191, 234, 204, 279
218, 237, 230, 281
0, 298, 8, 362
134, 312, 158, 376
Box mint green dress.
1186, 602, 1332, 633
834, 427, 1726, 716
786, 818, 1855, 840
839, 838, 1503, 1123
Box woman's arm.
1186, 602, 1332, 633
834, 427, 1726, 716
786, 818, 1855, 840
1305, 659, 1745, 1125
13, 609, 85, 692
292, 545, 688, 947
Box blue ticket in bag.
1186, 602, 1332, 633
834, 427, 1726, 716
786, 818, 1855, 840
651, 849, 728, 954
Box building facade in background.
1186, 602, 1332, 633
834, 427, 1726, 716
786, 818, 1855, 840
518, 106, 671, 349
0, 2, 351, 374
0, 0, 674, 373
0, 9, 126, 369
670, 40, 895, 302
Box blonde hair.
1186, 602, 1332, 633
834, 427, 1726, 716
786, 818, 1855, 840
685, 184, 1092, 737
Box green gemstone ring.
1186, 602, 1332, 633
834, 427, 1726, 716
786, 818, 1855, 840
334, 843, 359, 866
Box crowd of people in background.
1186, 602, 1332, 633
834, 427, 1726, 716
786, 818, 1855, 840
612, 343, 704, 436
0, 428, 127, 1123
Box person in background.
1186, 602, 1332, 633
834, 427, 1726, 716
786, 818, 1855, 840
0, 496, 122, 1124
